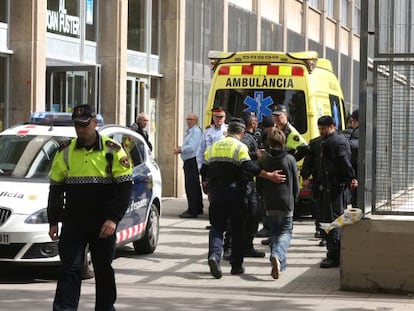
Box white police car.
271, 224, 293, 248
0, 112, 162, 269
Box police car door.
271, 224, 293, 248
107, 132, 152, 244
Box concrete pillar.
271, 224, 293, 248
9, 0, 46, 124
158, 0, 185, 197
97, 0, 128, 124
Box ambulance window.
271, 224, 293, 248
213, 89, 308, 134
329, 95, 343, 130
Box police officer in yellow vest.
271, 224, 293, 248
200, 118, 286, 279
272, 104, 309, 161
47, 105, 133, 311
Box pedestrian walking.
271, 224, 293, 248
130, 112, 153, 151
316, 116, 355, 268
174, 113, 204, 218
200, 118, 285, 279
47, 104, 133, 310
256, 128, 299, 279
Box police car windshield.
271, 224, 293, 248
213, 89, 307, 134
0, 135, 70, 179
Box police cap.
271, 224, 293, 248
72, 104, 96, 123
272, 104, 287, 115
228, 117, 246, 133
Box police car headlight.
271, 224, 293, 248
25, 208, 48, 224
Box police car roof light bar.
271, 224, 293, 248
30, 112, 104, 126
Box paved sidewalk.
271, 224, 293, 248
0, 197, 413, 310
152, 198, 414, 311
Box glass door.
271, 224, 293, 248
66, 71, 87, 112
126, 77, 148, 126
46, 66, 100, 112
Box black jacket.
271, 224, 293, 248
256, 148, 299, 217
318, 131, 355, 192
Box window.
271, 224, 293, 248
0, 135, 68, 179
326, 0, 334, 18
47, 0, 80, 38
341, 0, 349, 27
330, 95, 343, 130
353, 0, 361, 34
0, 0, 7, 23
309, 0, 323, 11
85, 0, 97, 41
213, 89, 308, 134
151, 0, 160, 54
128, 0, 146, 52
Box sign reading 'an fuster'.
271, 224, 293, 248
47, 0, 80, 37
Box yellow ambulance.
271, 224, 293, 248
205, 50, 347, 211
205, 50, 346, 137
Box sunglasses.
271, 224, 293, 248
73, 120, 91, 128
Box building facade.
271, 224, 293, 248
0, 0, 361, 197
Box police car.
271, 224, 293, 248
0, 112, 162, 271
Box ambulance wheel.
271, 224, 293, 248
81, 245, 95, 279
133, 204, 160, 254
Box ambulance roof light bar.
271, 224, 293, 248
30, 112, 104, 126
208, 50, 319, 73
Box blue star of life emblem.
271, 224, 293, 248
243, 91, 274, 122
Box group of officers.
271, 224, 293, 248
175, 104, 359, 278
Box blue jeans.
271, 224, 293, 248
268, 215, 293, 272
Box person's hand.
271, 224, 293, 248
202, 181, 209, 194
99, 220, 117, 239
272, 170, 286, 183
49, 224, 59, 241
302, 178, 310, 190
173, 147, 181, 155
256, 149, 265, 158
351, 178, 358, 189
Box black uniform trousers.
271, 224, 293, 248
208, 184, 245, 268
319, 188, 347, 263
244, 180, 259, 250
53, 220, 116, 311
183, 157, 203, 214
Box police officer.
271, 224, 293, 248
241, 112, 265, 258
47, 105, 133, 310
196, 107, 228, 171
301, 135, 325, 244
316, 116, 354, 268
272, 104, 309, 161
348, 110, 359, 207
200, 118, 285, 279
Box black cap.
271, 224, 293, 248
72, 104, 96, 123
261, 114, 274, 128
351, 109, 359, 121
272, 104, 287, 115
317, 115, 335, 127
228, 117, 246, 133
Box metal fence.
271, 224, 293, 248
373, 62, 414, 214
364, 0, 414, 215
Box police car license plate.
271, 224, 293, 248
0, 233, 9, 245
